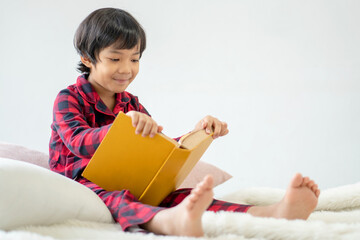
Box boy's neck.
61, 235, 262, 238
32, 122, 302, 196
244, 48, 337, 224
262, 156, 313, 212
97, 92, 116, 112
87, 76, 117, 111
101, 96, 116, 112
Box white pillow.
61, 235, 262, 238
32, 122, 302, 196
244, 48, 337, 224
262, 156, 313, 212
0, 158, 114, 230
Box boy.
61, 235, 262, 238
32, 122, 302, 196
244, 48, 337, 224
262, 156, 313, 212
50, 8, 320, 237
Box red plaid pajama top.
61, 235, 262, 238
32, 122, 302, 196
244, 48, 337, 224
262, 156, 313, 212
49, 74, 251, 231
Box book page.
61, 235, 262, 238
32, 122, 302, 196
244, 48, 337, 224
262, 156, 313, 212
179, 130, 212, 149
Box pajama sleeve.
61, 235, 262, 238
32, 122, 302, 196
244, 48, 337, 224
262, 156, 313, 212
52, 89, 111, 159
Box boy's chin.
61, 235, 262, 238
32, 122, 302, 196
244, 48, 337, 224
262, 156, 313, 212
114, 88, 127, 94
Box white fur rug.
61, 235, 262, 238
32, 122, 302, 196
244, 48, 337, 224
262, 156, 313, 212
2, 182, 360, 240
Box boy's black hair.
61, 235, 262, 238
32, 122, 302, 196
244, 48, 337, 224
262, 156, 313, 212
74, 8, 146, 73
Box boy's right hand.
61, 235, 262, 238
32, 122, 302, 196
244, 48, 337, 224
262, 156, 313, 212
126, 111, 163, 138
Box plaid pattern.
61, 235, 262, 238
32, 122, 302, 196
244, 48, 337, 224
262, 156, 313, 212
78, 177, 164, 230
160, 188, 252, 213
50, 74, 251, 231
78, 177, 251, 231
49, 74, 149, 179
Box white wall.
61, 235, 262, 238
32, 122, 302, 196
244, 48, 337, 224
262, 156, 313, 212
1, 0, 359, 196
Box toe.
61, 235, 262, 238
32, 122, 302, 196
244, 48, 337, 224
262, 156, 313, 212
311, 184, 318, 193
192, 188, 201, 196
203, 175, 214, 189
189, 194, 198, 203
290, 173, 304, 187
307, 180, 315, 189
301, 177, 310, 187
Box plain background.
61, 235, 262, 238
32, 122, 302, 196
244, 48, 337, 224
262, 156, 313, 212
1, 0, 359, 196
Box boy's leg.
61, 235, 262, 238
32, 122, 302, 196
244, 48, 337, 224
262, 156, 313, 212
79, 173, 319, 237
78, 175, 214, 237
78, 177, 164, 231
160, 173, 320, 220
140, 175, 214, 237
246, 173, 320, 220
160, 189, 252, 213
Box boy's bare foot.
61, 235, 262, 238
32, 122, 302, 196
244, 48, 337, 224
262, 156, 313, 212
247, 173, 320, 220
141, 175, 214, 237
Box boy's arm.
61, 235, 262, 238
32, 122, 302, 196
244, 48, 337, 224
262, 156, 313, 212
52, 89, 111, 159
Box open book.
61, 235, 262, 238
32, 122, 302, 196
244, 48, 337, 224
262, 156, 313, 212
82, 112, 214, 206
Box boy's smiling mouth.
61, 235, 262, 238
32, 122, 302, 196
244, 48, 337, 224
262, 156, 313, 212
113, 78, 130, 84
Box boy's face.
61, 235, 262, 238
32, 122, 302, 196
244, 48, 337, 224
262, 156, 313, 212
82, 43, 140, 98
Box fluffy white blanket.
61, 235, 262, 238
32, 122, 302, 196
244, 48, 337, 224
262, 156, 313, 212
2, 182, 360, 240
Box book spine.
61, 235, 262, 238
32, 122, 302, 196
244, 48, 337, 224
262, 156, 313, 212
139, 147, 190, 206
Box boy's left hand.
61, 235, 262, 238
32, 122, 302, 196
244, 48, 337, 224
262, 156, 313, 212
194, 115, 229, 139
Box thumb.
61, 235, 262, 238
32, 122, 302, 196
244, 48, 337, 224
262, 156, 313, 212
202, 121, 208, 129
203, 121, 212, 134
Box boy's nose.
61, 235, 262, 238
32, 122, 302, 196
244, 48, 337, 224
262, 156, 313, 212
118, 62, 131, 74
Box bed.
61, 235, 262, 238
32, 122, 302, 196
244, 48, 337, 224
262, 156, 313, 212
0, 142, 359, 239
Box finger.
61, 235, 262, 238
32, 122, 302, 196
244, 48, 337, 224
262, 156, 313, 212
125, 111, 134, 117
142, 120, 153, 137
201, 120, 212, 134
135, 116, 146, 134
128, 112, 139, 128
213, 121, 222, 138
157, 125, 164, 133
203, 119, 213, 134
202, 120, 208, 129
149, 122, 158, 138
221, 128, 229, 136
220, 122, 229, 136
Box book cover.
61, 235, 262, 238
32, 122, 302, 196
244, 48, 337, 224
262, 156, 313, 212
82, 112, 213, 206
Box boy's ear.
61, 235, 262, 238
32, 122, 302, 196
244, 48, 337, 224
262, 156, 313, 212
80, 55, 92, 68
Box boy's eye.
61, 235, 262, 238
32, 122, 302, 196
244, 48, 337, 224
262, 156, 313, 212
132, 59, 140, 63
110, 58, 119, 62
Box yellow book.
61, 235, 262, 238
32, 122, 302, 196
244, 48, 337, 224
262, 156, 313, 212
82, 112, 214, 206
